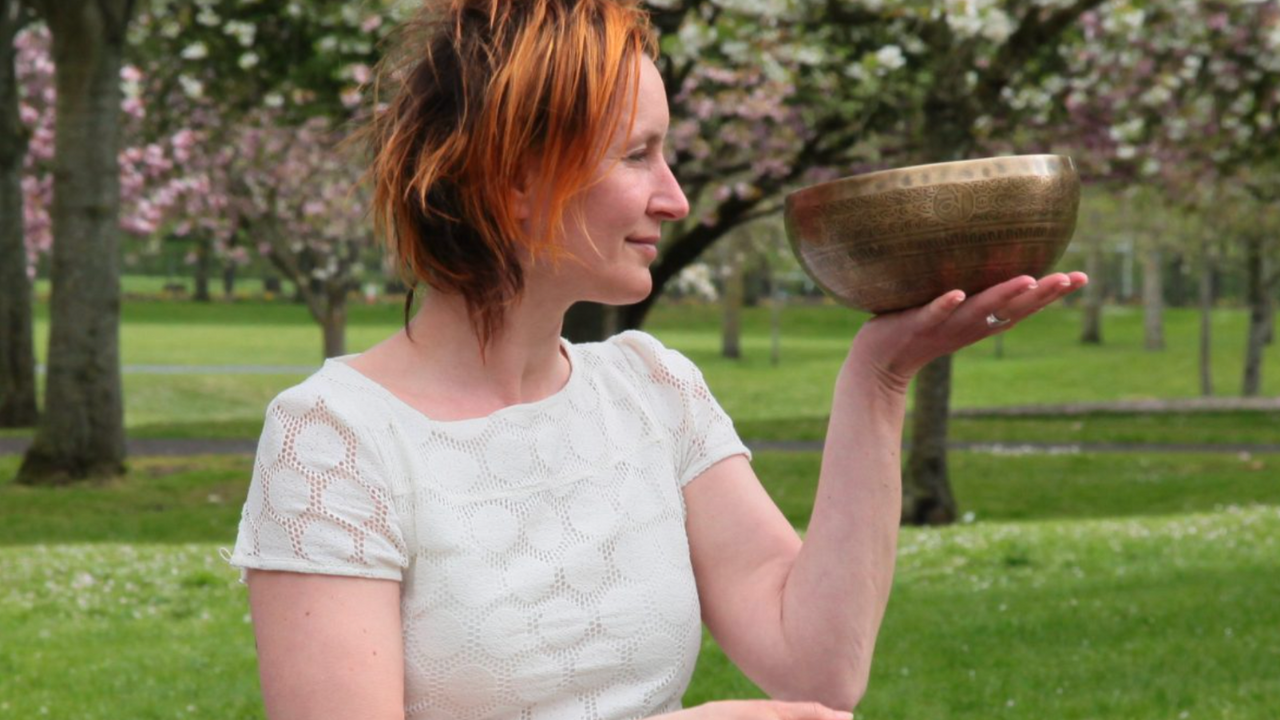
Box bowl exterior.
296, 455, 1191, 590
784, 155, 1080, 314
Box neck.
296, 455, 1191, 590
403, 289, 572, 408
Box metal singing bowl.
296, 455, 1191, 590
783, 155, 1081, 314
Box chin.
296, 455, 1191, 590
587, 273, 653, 307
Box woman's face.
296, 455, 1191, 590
525, 55, 690, 306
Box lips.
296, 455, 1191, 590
625, 236, 659, 259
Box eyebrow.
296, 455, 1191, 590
628, 129, 665, 148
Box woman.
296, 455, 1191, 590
227, 1, 1086, 719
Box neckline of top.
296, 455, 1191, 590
322, 337, 581, 427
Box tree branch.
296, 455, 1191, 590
975, 0, 1108, 107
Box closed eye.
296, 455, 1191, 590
626, 147, 651, 163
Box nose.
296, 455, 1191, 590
649, 158, 690, 221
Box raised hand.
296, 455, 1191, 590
849, 271, 1089, 394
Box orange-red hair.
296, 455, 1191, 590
363, 0, 656, 347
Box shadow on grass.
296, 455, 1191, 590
0, 455, 250, 546
4, 446, 1279, 546
737, 410, 1280, 447
128, 420, 264, 440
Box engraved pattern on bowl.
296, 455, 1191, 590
783, 155, 1081, 314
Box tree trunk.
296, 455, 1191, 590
1142, 244, 1164, 351
18, 0, 133, 484
193, 234, 211, 302
1199, 247, 1215, 397
1080, 230, 1104, 344
902, 354, 957, 525
1119, 239, 1135, 302
322, 282, 346, 358
1242, 234, 1267, 397
222, 261, 236, 300
721, 248, 744, 359
770, 272, 782, 368
1263, 255, 1274, 347
1167, 252, 1188, 308
0, 0, 38, 427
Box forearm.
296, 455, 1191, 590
774, 349, 906, 706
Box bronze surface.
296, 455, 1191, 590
784, 155, 1080, 314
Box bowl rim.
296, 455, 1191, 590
785, 154, 1077, 209
781, 153, 1080, 314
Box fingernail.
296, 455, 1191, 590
1059, 278, 1072, 288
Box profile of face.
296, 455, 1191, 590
521, 55, 690, 306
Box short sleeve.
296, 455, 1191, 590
613, 331, 751, 486
227, 384, 409, 582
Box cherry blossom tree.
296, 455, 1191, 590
1058, 0, 1280, 395
127, 0, 403, 355
231, 111, 374, 358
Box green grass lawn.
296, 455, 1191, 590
14, 296, 1280, 448
1, 450, 1277, 719
5, 294, 1278, 718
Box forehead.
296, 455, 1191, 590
614, 56, 668, 141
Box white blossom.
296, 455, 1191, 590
1109, 117, 1145, 142
180, 42, 208, 60
238, 52, 259, 70
196, 7, 220, 27
874, 45, 906, 71
178, 75, 204, 99
223, 20, 257, 48
1139, 84, 1172, 106
674, 263, 719, 302
980, 9, 1014, 43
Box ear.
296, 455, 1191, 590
510, 162, 540, 221
511, 184, 533, 221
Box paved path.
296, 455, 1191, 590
38, 364, 319, 375
952, 396, 1280, 416
4, 436, 1279, 458
5, 391, 1276, 458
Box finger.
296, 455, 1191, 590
771, 701, 854, 720
946, 275, 1039, 329
915, 288, 966, 331
996, 271, 1087, 320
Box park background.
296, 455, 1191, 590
1, 0, 1278, 718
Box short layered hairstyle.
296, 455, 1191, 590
363, 0, 656, 347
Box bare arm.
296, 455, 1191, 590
247, 570, 405, 720
685, 273, 1087, 709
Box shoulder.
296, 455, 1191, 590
263, 360, 392, 439
587, 330, 702, 382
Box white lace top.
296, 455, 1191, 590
228, 330, 751, 720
